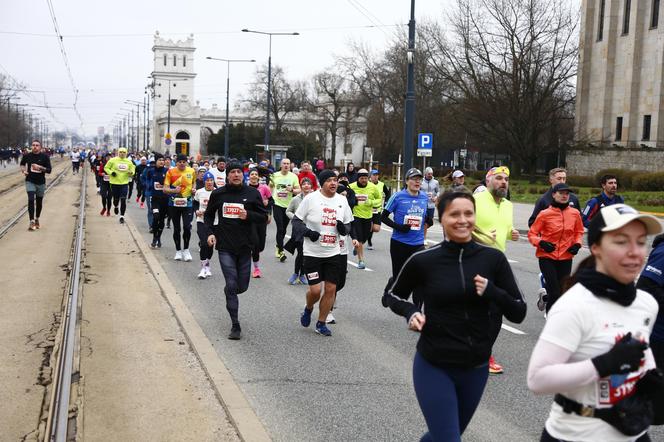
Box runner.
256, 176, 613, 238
104, 147, 135, 224
637, 233, 664, 369
247, 168, 272, 278
382, 191, 526, 441
527, 204, 662, 442
285, 177, 314, 284
582, 174, 625, 227
148, 154, 169, 248
163, 154, 195, 261
349, 169, 381, 269
450, 170, 468, 192
527, 183, 584, 312
528, 167, 581, 227
294, 170, 353, 337
474, 166, 520, 375
270, 158, 301, 262
297, 161, 319, 190
345, 162, 358, 183
193, 172, 215, 279
209, 156, 227, 188
19, 140, 52, 231
381, 168, 428, 281
134, 156, 148, 208
98, 153, 112, 216
367, 169, 391, 250
141, 159, 156, 230
70, 148, 80, 174
202, 161, 269, 340
421, 167, 440, 238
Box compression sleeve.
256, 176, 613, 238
381, 209, 397, 229
527, 339, 598, 394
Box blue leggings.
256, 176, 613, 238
413, 352, 489, 442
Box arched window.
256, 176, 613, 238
163, 54, 167, 66
176, 131, 190, 140
183, 56, 187, 67
173, 55, 177, 66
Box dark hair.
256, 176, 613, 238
600, 174, 617, 185
217, 156, 226, 163
562, 255, 596, 293
437, 191, 496, 246
31, 139, 41, 145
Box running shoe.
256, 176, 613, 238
174, 250, 184, 261
182, 249, 193, 262
204, 265, 212, 278
315, 322, 332, 337
119, 216, 125, 224
106, 211, 111, 217
326, 313, 336, 324
357, 261, 366, 270
367, 245, 374, 250
150, 240, 158, 249
197, 267, 207, 279
28, 220, 36, 231
114, 207, 119, 215
489, 356, 504, 375
299, 275, 307, 285
34, 219, 40, 229
156, 239, 162, 248
100, 208, 106, 216
228, 324, 241, 340
275, 247, 282, 258
279, 252, 287, 263
136, 196, 140, 203
140, 202, 145, 209
536, 288, 548, 312
288, 273, 298, 285
300, 306, 313, 327
252, 268, 262, 278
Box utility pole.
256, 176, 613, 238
402, 0, 416, 171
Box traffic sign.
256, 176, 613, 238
165, 138, 172, 146
417, 133, 433, 157
165, 133, 172, 139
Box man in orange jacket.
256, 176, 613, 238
527, 183, 584, 312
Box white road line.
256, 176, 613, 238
501, 324, 527, 335
347, 260, 374, 272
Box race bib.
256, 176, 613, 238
30, 163, 43, 173
201, 198, 209, 207
321, 207, 337, 227
404, 215, 422, 231
357, 194, 368, 204
117, 163, 128, 171
103, 175, 110, 182
154, 182, 163, 190
277, 191, 288, 198
216, 177, 225, 187
321, 234, 337, 247
173, 197, 188, 207
222, 203, 244, 219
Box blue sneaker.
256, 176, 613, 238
357, 261, 366, 270
288, 273, 298, 285
299, 274, 307, 285
300, 307, 313, 327
315, 322, 332, 336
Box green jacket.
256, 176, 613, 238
104, 157, 136, 185
349, 181, 381, 219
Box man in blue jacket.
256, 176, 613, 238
581, 174, 624, 227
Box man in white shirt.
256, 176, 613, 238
209, 156, 226, 188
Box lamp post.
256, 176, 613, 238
120, 108, 133, 148
206, 56, 255, 158
402, 0, 416, 171
126, 99, 145, 151
242, 28, 299, 152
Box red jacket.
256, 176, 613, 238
298, 171, 319, 190
528, 204, 584, 261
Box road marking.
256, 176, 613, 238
347, 260, 374, 271
501, 324, 527, 335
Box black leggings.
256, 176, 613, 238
538, 258, 573, 312
27, 192, 43, 221
110, 184, 128, 215
293, 242, 304, 275
196, 222, 214, 260
100, 182, 112, 211
151, 196, 169, 241
218, 250, 252, 325
169, 206, 193, 251
390, 238, 424, 279
273, 205, 289, 250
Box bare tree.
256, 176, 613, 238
422, 0, 578, 175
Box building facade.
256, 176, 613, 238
570, 0, 664, 175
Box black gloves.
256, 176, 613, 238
111, 171, 117, 177
304, 229, 320, 242
567, 243, 581, 255
591, 333, 648, 378
539, 240, 556, 253
336, 220, 348, 236
394, 223, 411, 233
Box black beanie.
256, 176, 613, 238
318, 169, 337, 185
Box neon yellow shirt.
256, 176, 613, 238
473, 190, 514, 252
271, 172, 300, 208
349, 181, 381, 220
104, 157, 136, 185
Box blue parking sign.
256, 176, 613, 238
418, 133, 433, 148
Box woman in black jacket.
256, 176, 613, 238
382, 191, 526, 441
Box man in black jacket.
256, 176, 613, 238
203, 161, 269, 340
528, 167, 581, 227
19, 140, 52, 231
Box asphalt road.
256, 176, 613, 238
118, 197, 663, 442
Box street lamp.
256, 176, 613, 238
206, 56, 256, 158
402, 0, 416, 171
126, 99, 145, 151
242, 28, 299, 151
156, 79, 186, 145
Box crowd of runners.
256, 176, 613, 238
17, 140, 664, 441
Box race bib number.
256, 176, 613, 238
598, 374, 641, 406
357, 194, 368, 204
404, 215, 422, 231
154, 182, 163, 190
117, 163, 128, 171
306, 272, 319, 281
277, 191, 288, 199
321, 234, 337, 247
103, 175, 110, 182
216, 177, 225, 187
173, 197, 188, 207
222, 203, 244, 219
30, 163, 43, 173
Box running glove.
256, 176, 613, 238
111, 171, 117, 177
539, 240, 556, 253
591, 332, 648, 377
336, 220, 348, 236
394, 223, 411, 233
567, 243, 581, 255
304, 229, 320, 242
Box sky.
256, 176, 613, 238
1, 0, 454, 136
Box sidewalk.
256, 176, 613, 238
77, 176, 240, 440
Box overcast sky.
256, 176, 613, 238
1, 0, 456, 136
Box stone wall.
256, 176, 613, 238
566, 148, 664, 176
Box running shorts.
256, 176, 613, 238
303, 255, 341, 286
352, 217, 373, 244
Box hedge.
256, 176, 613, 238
632, 172, 664, 191
595, 169, 641, 189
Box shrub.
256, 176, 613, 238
632, 172, 664, 191
595, 169, 640, 189
567, 175, 596, 188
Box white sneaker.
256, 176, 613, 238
174, 250, 184, 261
205, 266, 212, 277
182, 249, 193, 262
197, 267, 207, 279
326, 312, 336, 324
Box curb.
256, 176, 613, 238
125, 218, 271, 442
